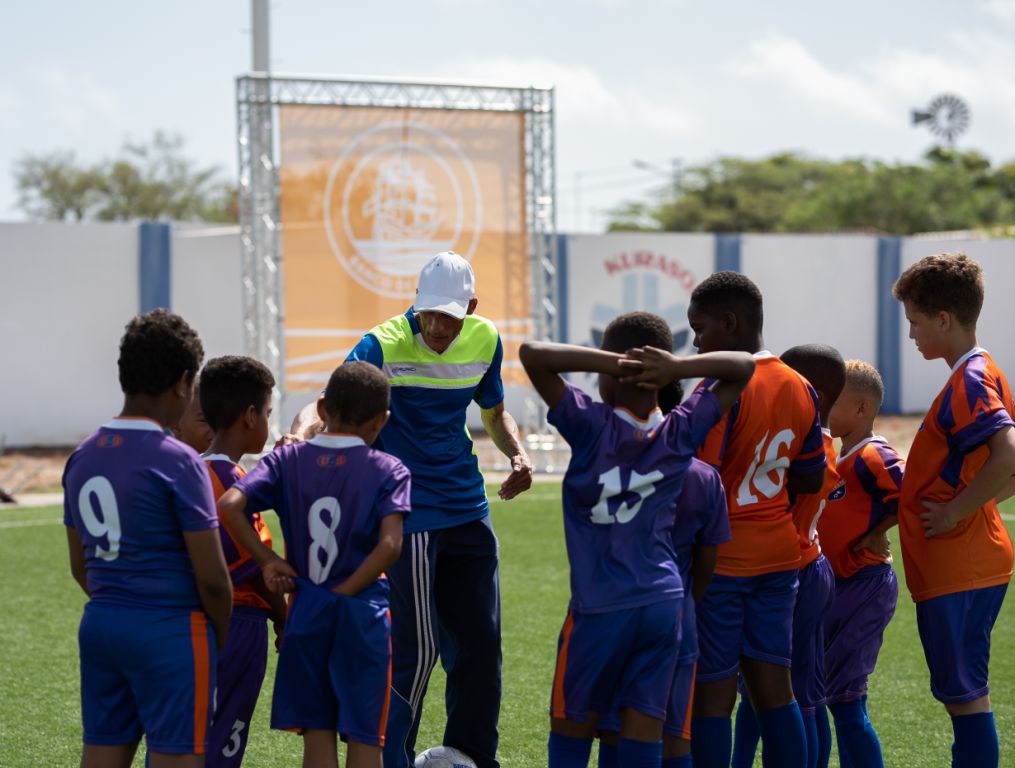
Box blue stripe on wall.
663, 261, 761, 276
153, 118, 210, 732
877, 236, 902, 413
139, 221, 171, 313
715, 234, 742, 272
556, 233, 569, 342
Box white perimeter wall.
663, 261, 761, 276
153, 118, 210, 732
740, 235, 879, 363
899, 238, 1015, 413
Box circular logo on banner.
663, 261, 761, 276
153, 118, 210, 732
323, 122, 483, 299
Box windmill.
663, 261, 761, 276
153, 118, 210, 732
911, 94, 970, 147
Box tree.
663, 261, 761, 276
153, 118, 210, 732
12, 132, 237, 223
608, 149, 1015, 236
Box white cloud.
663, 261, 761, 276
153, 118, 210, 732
979, 0, 1015, 26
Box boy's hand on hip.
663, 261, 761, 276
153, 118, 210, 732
921, 500, 960, 538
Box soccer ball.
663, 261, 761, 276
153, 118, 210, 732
414, 745, 478, 768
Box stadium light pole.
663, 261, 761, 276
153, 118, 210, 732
252, 0, 270, 72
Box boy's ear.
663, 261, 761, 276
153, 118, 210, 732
467, 298, 479, 316
173, 371, 193, 400
316, 395, 328, 423
373, 410, 391, 433
721, 310, 738, 335
243, 404, 257, 429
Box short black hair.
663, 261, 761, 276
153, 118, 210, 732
601, 311, 672, 353
199, 356, 275, 432
893, 252, 984, 327
118, 309, 204, 396
322, 361, 390, 426
781, 344, 846, 404
690, 271, 764, 333
658, 380, 685, 416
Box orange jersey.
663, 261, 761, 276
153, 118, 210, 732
699, 352, 827, 576
818, 436, 904, 579
899, 348, 1015, 602
206, 455, 274, 612
792, 430, 840, 569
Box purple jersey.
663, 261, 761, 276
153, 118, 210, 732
672, 458, 731, 586
548, 383, 723, 613
62, 417, 219, 609
234, 433, 411, 602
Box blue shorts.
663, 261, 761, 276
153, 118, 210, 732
915, 584, 1007, 705
790, 555, 835, 712
824, 564, 898, 704
79, 602, 216, 754
207, 607, 269, 768
696, 569, 798, 682
551, 599, 682, 722
271, 579, 391, 746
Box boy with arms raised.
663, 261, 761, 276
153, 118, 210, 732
218, 361, 410, 768
674, 272, 827, 768
893, 253, 1015, 768
63, 309, 232, 768
198, 356, 288, 768
597, 381, 732, 768
520, 311, 755, 768
732, 344, 845, 768
819, 360, 904, 767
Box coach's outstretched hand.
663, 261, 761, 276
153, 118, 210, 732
499, 453, 534, 500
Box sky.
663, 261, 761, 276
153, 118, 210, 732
3, 0, 1015, 232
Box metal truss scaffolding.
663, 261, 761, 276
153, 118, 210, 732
236, 73, 557, 438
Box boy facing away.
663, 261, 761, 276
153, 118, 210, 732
732, 344, 845, 768
819, 359, 904, 768
893, 252, 1015, 768
684, 272, 827, 768
198, 356, 288, 768
520, 310, 755, 768
218, 361, 410, 768
63, 309, 233, 768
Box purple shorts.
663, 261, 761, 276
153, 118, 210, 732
272, 579, 391, 746
551, 599, 682, 722
915, 584, 1007, 705
696, 569, 798, 682
791, 555, 835, 713
824, 564, 898, 704
206, 607, 269, 767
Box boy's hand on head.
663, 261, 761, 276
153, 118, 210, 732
920, 500, 961, 538
616, 346, 678, 390
274, 433, 300, 449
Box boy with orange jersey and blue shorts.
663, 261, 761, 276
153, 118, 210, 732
733, 344, 845, 768
892, 253, 1015, 768
198, 356, 288, 768
685, 272, 827, 768
63, 310, 233, 768
520, 312, 755, 768
819, 359, 904, 768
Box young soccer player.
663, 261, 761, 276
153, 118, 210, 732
892, 252, 1015, 768
732, 344, 845, 768
174, 388, 214, 454
819, 359, 904, 768
198, 355, 288, 768
63, 309, 232, 768
683, 272, 827, 768
597, 380, 732, 768
520, 311, 755, 768
218, 361, 410, 768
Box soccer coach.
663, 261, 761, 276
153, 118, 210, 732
291, 251, 533, 768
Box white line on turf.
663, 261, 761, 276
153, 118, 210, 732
0, 518, 63, 529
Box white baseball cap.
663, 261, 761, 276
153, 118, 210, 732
414, 251, 476, 320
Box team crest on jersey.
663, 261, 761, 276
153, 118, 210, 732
96, 435, 123, 448
317, 454, 347, 468
323, 121, 482, 299
828, 480, 846, 501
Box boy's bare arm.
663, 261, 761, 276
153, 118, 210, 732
617, 347, 755, 413
332, 514, 404, 597
853, 513, 899, 557
219, 488, 297, 592
690, 543, 718, 603
183, 529, 234, 651
519, 342, 626, 409
65, 527, 89, 596
921, 426, 1015, 537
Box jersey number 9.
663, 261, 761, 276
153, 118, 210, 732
78, 476, 121, 561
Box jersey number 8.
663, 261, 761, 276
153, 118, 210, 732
308, 496, 341, 584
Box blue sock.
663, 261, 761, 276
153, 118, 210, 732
951, 712, 998, 768
548, 732, 593, 768
802, 711, 818, 768
691, 716, 732, 768
618, 738, 662, 768
663, 757, 693, 768
814, 706, 832, 768
598, 740, 619, 768
829, 699, 882, 768
757, 701, 807, 768
732, 700, 760, 768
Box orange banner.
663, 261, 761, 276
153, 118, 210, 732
279, 106, 531, 390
